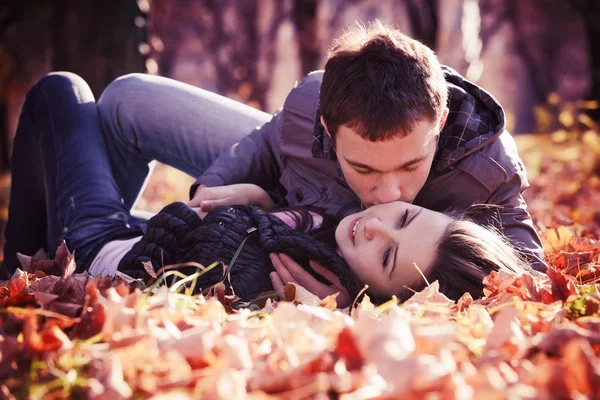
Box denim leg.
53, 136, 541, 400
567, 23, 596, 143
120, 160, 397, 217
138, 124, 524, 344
97, 73, 272, 209
4, 72, 145, 273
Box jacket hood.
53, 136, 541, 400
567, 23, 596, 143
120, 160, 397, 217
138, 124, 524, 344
433, 66, 505, 173
311, 66, 506, 173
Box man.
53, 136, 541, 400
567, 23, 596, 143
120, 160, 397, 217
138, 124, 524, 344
183, 22, 545, 291
3, 21, 544, 292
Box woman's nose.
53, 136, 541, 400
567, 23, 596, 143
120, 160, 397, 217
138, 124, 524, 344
363, 218, 393, 241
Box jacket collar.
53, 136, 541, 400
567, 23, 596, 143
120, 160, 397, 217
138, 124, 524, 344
311, 106, 337, 161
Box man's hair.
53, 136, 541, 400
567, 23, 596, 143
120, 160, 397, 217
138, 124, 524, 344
320, 20, 448, 142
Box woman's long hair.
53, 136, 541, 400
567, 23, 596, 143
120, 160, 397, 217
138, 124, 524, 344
399, 204, 531, 301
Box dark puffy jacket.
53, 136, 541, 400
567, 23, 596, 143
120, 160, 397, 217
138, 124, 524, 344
118, 202, 361, 301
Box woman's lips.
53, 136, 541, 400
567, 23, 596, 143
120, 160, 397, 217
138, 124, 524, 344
348, 217, 361, 246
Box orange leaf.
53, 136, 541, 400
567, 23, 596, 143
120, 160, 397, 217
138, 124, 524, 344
283, 283, 296, 302
319, 293, 339, 309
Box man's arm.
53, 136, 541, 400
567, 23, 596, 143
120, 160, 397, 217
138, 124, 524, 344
188, 110, 284, 206
487, 172, 547, 272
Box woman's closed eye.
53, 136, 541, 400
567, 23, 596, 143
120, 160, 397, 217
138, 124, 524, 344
381, 210, 411, 269
397, 209, 410, 229
381, 247, 392, 268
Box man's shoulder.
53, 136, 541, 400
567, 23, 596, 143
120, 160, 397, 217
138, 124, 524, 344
452, 130, 528, 194
279, 71, 324, 146
283, 70, 324, 112
297, 70, 324, 88
279, 71, 326, 158
419, 130, 528, 211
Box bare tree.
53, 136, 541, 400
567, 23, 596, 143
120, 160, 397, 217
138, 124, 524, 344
0, 0, 146, 172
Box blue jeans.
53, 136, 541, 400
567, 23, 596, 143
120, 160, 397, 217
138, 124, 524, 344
3, 72, 271, 273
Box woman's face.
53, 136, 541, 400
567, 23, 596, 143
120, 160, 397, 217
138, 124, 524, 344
335, 202, 453, 297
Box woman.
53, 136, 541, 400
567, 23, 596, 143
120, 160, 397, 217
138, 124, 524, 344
114, 195, 529, 308
2, 73, 531, 307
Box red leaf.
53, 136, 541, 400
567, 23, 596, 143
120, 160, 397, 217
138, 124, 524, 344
334, 327, 364, 371
547, 266, 579, 301
21, 312, 71, 353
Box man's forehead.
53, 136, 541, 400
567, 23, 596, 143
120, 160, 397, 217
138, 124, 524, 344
337, 126, 436, 165
337, 121, 438, 149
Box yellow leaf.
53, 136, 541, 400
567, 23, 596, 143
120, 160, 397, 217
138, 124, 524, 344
541, 226, 573, 253
533, 105, 553, 133
550, 143, 581, 162
582, 130, 600, 154
558, 109, 575, 128
551, 129, 569, 143
547, 92, 561, 105
578, 113, 598, 129
579, 100, 599, 110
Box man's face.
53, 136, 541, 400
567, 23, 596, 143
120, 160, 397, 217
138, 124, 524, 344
323, 112, 447, 206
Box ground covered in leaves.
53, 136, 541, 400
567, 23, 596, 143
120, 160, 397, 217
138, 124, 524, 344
1, 130, 600, 399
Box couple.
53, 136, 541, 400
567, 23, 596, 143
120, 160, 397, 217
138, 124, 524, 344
2, 21, 542, 306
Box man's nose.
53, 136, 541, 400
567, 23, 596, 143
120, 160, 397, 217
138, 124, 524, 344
364, 218, 394, 241
374, 175, 402, 204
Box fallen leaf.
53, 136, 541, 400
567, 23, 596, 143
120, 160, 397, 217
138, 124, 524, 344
320, 293, 339, 309
541, 226, 574, 253
143, 260, 157, 279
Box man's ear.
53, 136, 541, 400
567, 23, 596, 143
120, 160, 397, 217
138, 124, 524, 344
320, 116, 332, 140
439, 107, 449, 131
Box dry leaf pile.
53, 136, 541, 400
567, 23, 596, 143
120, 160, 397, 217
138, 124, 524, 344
1, 132, 600, 399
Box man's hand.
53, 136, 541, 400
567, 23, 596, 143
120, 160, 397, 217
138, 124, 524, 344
269, 253, 352, 308
188, 184, 275, 212
190, 207, 209, 219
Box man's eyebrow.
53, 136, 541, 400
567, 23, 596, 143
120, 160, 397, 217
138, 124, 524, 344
345, 154, 429, 172
389, 209, 422, 278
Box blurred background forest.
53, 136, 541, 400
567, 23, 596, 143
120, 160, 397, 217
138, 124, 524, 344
0, 0, 599, 237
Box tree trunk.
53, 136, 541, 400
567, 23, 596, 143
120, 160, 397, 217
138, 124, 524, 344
51, 0, 147, 98
0, 0, 53, 172
0, 0, 146, 173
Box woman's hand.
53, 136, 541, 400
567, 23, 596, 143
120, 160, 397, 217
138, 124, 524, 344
188, 184, 276, 212
269, 253, 352, 309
